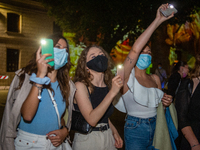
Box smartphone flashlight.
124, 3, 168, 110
169, 4, 174, 9
117, 64, 124, 83
160, 4, 177, 17
41, 39, 46, 45
117, 64, 123, 69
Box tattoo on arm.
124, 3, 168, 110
126, 56, 134, 64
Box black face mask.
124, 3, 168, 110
86, 55, 108, 72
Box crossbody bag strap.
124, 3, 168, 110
175, 79, 181, 95
158, 69, 165, 80
48, 89, 61, 128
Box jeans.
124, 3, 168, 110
124, 115, 157, 150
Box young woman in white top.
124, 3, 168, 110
116, 4, 174, 150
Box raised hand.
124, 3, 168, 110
110, 75, 123, 96
36, 46, 54, 78
156, 3, 174, 24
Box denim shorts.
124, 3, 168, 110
124, 115, 157, 150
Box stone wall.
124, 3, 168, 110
0, 0, 54, 86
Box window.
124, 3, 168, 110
7, 49, 19, 72
7, 13, 20, 33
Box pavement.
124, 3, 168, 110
0, 89, 126, 149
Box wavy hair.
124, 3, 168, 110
73, 45, 114, 92
16, 33, 71, 106
190, 53, 200, 78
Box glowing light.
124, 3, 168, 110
41, 39, 46, 45
117, 64, 123, 69
169, 5, 174, 9
174, 60, 178, 63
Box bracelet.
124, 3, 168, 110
191, 143, 200, 148
60, 125, 68, 130
30, 73, 51, 85
33, 83, 43, 99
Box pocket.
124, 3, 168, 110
14, 136, 33, 149
124, 119, 139, 129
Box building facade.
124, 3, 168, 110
0, 0, 54, 86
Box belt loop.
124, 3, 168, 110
125, 114, 128, 120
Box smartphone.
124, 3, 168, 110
160, 4, 177, 17
117, 65, 124, 83
41, 38, 54, 67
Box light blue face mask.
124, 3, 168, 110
54, 47, 68, 70
136, 54, 152, 70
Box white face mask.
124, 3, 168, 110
54, 47, 68, 70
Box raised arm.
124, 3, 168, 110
74, 75, 122, 126
21, 47, 53, 121
123, 4, 174, 80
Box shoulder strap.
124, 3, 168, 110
158, 69, 165, 79
86, 86, 91, 96
188, 79, 193, 101
48, 89, 61, 128
86, 86, 92, 103
175, 79, 181, 95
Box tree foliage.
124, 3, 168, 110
38, 0, 200, 53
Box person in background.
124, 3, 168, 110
0, 33, 75, 150
72, 45, 123, 150
167, 61, 189, 100
175, 53, 200, 150
155, 63, 167, 89
168, 61, 189, 150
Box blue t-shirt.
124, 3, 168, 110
18, 81, 66, 135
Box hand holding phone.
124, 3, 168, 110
41, 38, 54, 67
160, 4, 177, 17
117, 65, 124, 84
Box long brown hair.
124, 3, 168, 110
190, 53, 200, 78
73, 45, 114, 92
17, 33, 71, 106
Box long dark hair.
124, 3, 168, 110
73, 45, 114, 92
17, 33, 71, 106
171, 61, 187, 75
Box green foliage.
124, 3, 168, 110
39, 0, 200, 53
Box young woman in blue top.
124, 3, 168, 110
0, 33, 76, 150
